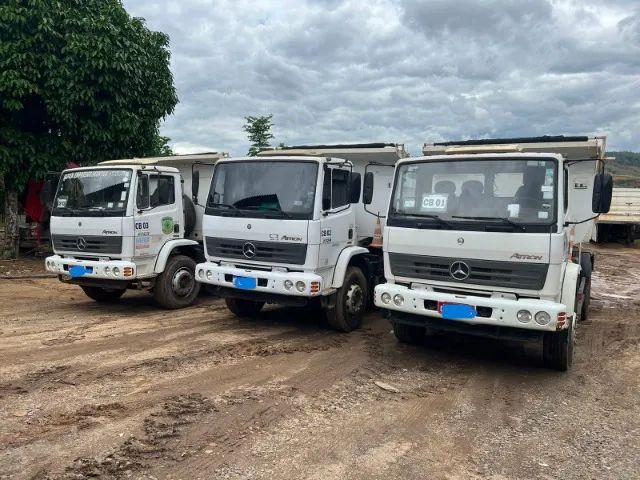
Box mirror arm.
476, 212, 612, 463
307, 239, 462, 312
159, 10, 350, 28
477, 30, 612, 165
564, 214, 599, 226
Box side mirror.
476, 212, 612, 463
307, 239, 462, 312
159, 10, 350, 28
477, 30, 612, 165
192, 169, 200, 205
362, 172, 374, 205
350, 173, 361, 204
592, 173, 613, 213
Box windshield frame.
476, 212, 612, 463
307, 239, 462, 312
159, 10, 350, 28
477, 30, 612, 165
205, 159, 320, 220
52, 168, 133, 218
387, 156, 560, 233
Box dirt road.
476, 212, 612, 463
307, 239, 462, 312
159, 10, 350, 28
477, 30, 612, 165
1, 245, 639, 479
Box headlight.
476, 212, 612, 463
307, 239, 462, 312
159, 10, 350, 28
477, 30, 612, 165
517, 309, 532, 323
295, 281, 306, 292
535, 311, 551, 325
393, 294, 404, 306
381, 292, 392, 304
284, 280, 294, 290
113, 267, 120, 277
104, 266, 111, 275
206, 270, 212, 281
198, 269, 204, 279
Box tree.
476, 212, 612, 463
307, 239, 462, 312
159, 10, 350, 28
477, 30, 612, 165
148, 135, 175, 157
243, 115, 274, 156
0, 0, 178, 255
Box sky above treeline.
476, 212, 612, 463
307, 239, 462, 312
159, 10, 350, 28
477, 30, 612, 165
122, 0, 640, 156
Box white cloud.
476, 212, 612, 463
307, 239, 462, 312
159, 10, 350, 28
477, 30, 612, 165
123, 0, 640, 155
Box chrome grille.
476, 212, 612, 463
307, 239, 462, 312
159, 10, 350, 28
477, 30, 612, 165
205, 237, 307, 265
52, 235, 123, 255
389, 253, 548, 290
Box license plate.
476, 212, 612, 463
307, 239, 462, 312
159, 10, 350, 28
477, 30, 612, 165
69, 265, 93, 278
439, 303, 477, 320
233, 276, 257, 290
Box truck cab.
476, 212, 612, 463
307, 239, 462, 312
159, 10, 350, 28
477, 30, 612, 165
195, 143, 407, 331
45, 153, 227, 308
374, 136, 613, 370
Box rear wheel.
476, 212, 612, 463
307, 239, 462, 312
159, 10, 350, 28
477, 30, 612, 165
326, 266, 367, 332
153, 255, 200, 309
225, 298, 264, 317
393, 322, 425, 345
81, 286, 126, 303
543, 319, 574, 371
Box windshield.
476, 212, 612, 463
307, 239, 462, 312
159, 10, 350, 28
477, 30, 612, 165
206, 161, 318, 220
389, 158, 558, 231
52, 169, 132, 217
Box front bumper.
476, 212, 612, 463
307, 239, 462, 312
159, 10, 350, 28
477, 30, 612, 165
45, 255, 137, 281
374, 283, 567, 332
195, 261, 322, 297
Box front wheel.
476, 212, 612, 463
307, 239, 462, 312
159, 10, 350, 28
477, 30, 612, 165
225, 298, 264, 317
326, 266, 368, 332
543, 319, 574, 371
393, 322, 425, 345
153, 255, 200, 309
81, 286, 126, 303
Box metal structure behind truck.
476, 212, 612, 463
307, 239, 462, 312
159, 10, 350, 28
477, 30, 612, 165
194, 143, 407, 331
44, 152, 228, 308
374, 136, 613, 370
594, 187, 640, 243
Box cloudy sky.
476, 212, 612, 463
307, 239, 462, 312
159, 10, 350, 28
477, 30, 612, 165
122, 0, 640, 156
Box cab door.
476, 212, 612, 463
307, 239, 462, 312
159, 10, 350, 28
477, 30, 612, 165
318, 166, 355, 271
133, 172, 182, 258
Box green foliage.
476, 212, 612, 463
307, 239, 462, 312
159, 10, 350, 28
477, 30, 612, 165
608, 151, 640, 188
147, 135, 174, 157
243, 115, 274, 156
0, 0, 178, 191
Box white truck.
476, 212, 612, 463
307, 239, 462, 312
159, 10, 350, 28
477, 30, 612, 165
44, 153, 228, 308
194, 143, 407, 331
373, 136, 613, 370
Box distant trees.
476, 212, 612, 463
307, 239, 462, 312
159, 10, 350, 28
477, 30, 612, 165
243, 115, 275, 156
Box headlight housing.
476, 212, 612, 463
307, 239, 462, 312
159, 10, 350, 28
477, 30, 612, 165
113, 267, 120, 277
517, 309, 532, 323
198, 269, 204, 279
295, 281, 306, 292
206, 270, 213, 281
381, 292, 392, 304
104, 266, 111, 275
284, 280, 294, 290
535, 311, 551, 325
393, 294, 404, 306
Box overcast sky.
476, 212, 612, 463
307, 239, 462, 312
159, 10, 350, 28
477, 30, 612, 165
122, 0, 640, 156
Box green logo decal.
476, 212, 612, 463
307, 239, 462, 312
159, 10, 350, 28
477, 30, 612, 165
161, 217, 175, 234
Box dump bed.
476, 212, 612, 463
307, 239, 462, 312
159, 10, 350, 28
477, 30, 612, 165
598, 188, 640, 224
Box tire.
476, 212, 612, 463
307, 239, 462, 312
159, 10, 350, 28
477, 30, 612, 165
393, 322, 425, 345
543, 319, 574, 371
81, 286, 126, 303
183, 195, 197, 237
326, 266, 367, 332
153, 255, 200, 309
225, 298, 264, 317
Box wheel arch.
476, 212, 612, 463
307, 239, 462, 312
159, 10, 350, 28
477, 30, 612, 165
153, 239, 202, 274
331, 246, 369, 289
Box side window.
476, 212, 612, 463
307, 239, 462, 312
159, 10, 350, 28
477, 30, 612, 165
137, 174, 175, 209
322, 168, 350, 210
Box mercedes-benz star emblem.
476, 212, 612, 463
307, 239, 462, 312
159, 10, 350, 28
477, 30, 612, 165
242, 242, 256, 259
76, 237, 87, 250
449, 261, 470, 281
457, 237, 464, 245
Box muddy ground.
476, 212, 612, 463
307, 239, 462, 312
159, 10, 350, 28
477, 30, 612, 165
1, 245, 639, 479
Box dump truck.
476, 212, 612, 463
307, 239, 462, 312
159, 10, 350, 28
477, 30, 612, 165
194, 143, 407, 331
44, 153, 227, 308
374, 136, 613, 370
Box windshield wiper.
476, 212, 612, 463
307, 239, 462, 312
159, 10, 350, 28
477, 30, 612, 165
452, 215, 526, 231
393, 212, 452, 228
241, 205, 293, 219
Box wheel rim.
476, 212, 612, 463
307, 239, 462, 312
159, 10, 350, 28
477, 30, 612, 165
172, 267, 195, 298
345, 283, 364, 316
